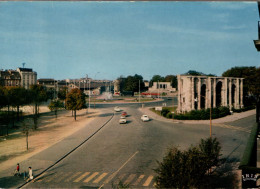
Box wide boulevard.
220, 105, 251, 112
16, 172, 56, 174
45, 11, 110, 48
1, 98, 255, 188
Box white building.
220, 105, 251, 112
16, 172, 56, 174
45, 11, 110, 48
148, 82, 176, 95
17, 68, 37, 89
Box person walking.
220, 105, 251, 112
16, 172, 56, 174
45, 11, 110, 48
26, 167, 33, 182
14, 163, 20, 176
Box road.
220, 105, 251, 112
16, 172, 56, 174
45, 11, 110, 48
21, 99, 254, 188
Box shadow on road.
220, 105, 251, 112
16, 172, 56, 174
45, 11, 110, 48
0, 175, 24, 188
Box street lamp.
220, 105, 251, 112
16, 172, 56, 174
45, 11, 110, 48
93, 72, 100, 109
195, 95, 212, 137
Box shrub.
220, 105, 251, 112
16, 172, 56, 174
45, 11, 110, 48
166, 112, 173, 119
161, 108, 170, 117
154, 137, 221, 188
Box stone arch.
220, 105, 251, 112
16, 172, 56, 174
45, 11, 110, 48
200, 84, 206, 109
216, 81, 222, 107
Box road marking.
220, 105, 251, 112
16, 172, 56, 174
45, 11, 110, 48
143, 175, 154, 187
73, 172, 90, 183
65, 171, 82, 182
35, 173, 47, 182
133, 174, 145, 186
45, 172, 62, 182
93, 173, 108, 184
55, 172, 72, 182
100, 151, 139, 188
83, 172, 99, 183
124, 174, 136, 185
114, 173, 126, 185
214, 123, 250, 133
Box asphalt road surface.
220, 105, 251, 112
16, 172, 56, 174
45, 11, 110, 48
22, 102, 254, 188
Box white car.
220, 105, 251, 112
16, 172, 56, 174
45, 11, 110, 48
141, 115, 149, 122
114, 106, 121, 112
119, 118, 127, 124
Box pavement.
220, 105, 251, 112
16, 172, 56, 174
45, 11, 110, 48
139, 107, 256, 125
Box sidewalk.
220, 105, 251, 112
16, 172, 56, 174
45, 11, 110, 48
139, 107, 256, 124
0, 108, 113, 188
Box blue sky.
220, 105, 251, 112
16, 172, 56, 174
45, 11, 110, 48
0, 1, 259, 80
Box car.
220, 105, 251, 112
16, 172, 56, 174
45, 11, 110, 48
141, 115, 149, 122
121, 112, 127, 117
114, 106, 121, 112
119, 118, 127, 124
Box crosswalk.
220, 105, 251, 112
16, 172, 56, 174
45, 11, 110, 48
34, 171, 156, 187
213, 123, 251, 133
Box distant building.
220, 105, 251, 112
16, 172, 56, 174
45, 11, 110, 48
0, 70, 21, 87
148, 82, 176, 95
37, 78, 56, 90
17, 68, 37, 89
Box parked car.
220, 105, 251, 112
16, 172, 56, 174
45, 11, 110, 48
121, 112, 127, 117
141, 115, 149, 122
119, 118, 127, 124
114, 106, 121, 112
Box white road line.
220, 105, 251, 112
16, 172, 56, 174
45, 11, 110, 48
143, 175, 154, 187
99, 151, 139, 188
83, 172, 99, 183
73, 172, 90, 183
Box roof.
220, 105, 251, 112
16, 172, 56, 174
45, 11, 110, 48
17, 68, 33, 72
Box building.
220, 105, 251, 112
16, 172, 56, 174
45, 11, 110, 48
177, 75, 244, 113
148, 82, 176, 95
0, 70, 21, 87
17, 68, 37, 89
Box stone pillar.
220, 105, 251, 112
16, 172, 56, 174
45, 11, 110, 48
213, 78, 216, 108
191, 77, 195, 110
198, 78, 201, 110
223, 78, 228, 107
229, 79, 232, 108
235, 78, 239, 109
177, 75, 182, 113
240, 79, 244, 108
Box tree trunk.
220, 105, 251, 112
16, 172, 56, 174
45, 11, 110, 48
256, 98, 260, 123
17, 106, 20, 121
74, 110, 76, 121
26, 131, 28, 150
55, 109, 57, 118
72, 110, 73, 117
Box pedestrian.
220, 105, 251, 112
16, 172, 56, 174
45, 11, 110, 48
14, 163, 20, 176
26, 167, 33, 182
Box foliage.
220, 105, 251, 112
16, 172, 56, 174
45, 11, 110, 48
123, 74, 145, 92
154, 137, 221, 188
165, 74, 177, 88
66, 88, 86, 120
0, 86, 7, 109
48, 99, 64, 118
173, 107, 230, 120
58, 87, 68, 100
185, 70, 216, 77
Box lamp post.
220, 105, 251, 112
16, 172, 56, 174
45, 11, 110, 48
139, 80, 141, 103
93, 72, 100, 109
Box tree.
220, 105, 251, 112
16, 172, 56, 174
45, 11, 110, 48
185, 70, 205, 76
150, 75, 165, 87
154, 137, 221, 188
165, 75, 177, 88
66, 88, 86, 120
48, 99, 64, 118
29, 85, 48, 129
58, 87, 67, 101
123, 74, 145, 93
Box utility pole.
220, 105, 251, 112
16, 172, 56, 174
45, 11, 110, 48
139, 80, 141, 103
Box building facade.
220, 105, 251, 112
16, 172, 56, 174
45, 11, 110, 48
148, 82, 176, 95
17, 68, 37, 89
0, 70, 21, 87
177, 75, 244, 113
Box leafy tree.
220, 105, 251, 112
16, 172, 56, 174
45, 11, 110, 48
0, 86, 7, 109
123, 74, 145, 92
154, 137, 221, 188
48, 99, 64, 118
165, 75, 177, 88
185, 70, 205, 76
58, 87, 68, 101
29, 84, 48, 129
66, 88, 86, 120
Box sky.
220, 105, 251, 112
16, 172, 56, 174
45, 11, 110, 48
0, 1, 259, 81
